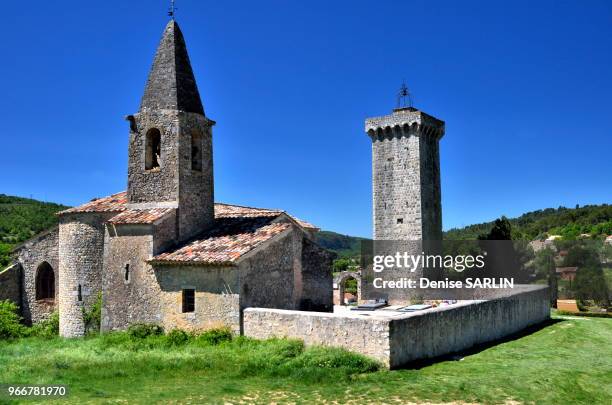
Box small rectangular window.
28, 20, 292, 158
397, 218, 404, 224
182, 289, 195, 313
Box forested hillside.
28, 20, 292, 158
315, 231, 368, 258
445, 204, 612, 240
0, 195, 68, 267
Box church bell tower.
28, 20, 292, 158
126, 20, 215, 241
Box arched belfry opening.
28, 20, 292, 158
35, 262, 55, 301
145, 128, 161, 170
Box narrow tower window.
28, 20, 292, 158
145, 128, 161, 170
77, 284, 83, 302
182, 289, 195, 313
124, 264, 130, 283
191, 131, 203, 171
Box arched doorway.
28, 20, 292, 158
35, 262, 55, 301
335, 271, 362, 306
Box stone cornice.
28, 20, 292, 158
365, 108, 445, 141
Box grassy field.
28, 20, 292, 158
0, 313, 611, 404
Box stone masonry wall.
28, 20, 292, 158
300, 237, 333, 311
127, 110, 180, 206
244, 308, 391, 363
239, 230, 297, 312
177, 112, 215, 242
372, 130, 422, 240
101, 225, 162, 332
244, 286, 550, 368
0, 263, 22, 309
59, 212, 112, 337
155, 265, 241, 334
387, 286, 550, 368
15, 227, 59, 324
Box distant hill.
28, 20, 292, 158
315, 231, 368, 259
0, 195, 68, 267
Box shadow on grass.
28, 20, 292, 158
395, 318, 564, 370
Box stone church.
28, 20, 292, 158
0, 20, 333, 337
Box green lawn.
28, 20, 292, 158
0, 313, 611, 404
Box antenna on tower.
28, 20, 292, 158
396, 81, 413, 109
168, 0, 177, 19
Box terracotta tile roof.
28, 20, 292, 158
59, 192, 128, 214
60, 192, 318, 230
151, 216, 292, 265
215, 203, 282, 218
108, 208, 174, 225
215, 203, 318, 230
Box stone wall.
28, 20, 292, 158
155, 265, 241, 334
386, 286, 550, 368
14, 227, 59, 324
244, 307, 391, 363
176, 112, 215, 242
101, 224, 162, 332
59, 212, 112, 337
299, 237, 333, 311
244, 285, 550, 368
0, 263, 22, 308
239, 230, 297, 312
127, 110, 181, 206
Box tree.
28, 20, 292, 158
332, 258, 352, 273
479, 216, 512, 240
533, 248, 557, 306
563, 243, 610, 309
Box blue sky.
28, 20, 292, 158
1, 0, 610, 238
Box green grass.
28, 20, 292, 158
0, 314, 611, 404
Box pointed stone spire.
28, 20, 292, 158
140, 20, 204, 115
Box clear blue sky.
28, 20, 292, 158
1, 1, 610, 238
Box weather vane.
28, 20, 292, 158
168, 0, 177, 20
396, 81, 413, 109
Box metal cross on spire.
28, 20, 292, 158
168, 0, 177, 20
396, 81, 413, 109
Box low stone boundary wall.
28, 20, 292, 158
244, 285, 550, 368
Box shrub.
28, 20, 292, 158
195, 327, 233, 346
0, 300, 25, 339
28, 311, 59, 338
82, 292, 102, 334
287, 346, 381, 373
165, 329, 191, 346
238, 338, 305, 377
127, 323, 164, 339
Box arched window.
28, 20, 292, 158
191, 131, 203, 171
145, 128, 161, 170
35, 262, 55, 300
